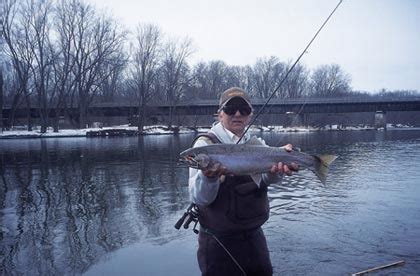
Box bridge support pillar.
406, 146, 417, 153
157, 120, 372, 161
285, 112, 304, 127
374, 111, 386, 129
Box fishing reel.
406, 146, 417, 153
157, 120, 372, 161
174, 203, 200, 234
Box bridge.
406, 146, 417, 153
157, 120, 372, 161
85, 97, 420, 116
3, 97, 420, 127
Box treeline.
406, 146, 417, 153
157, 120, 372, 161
0, 0, 418, 132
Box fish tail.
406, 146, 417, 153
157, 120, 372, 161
313, 154, 337, 184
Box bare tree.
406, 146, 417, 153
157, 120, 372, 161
160, 37, 193, 129
190, 62, 208, 99
251, 56, 285, 98
1, 0, 359, 131
206, 60, 228, 98
283, 62, 309, 98
3, 0, 66, 133
2, 0, 35, 130
49, 0, 79, 131
23, 0, 55, 133
69, 0, 125, 128
129, 24, 162, 133
97, 54, 126, 103
190, 60, 228, 100
224, 65, 252, 93
310, 64, 351, 97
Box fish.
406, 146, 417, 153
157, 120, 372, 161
180, 143, 337, 184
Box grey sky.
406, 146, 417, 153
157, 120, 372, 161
89, 0, 420, 92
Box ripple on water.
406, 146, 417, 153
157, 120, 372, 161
2, 132, 420, 275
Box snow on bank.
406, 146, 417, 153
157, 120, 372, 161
0, 125, 207, 139
0, 124, 416, 139
0, 128, 88, 139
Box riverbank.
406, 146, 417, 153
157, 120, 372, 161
0, 124, 416, 139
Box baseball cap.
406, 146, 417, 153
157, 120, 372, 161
218, 87, 252, 109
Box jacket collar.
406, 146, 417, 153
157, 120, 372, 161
209, 122, 250, 144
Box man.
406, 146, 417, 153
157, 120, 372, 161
189, 87, 298, 276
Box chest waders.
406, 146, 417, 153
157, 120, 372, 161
175, 133, 269, 275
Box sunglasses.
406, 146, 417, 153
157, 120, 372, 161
221, 104, 252, 116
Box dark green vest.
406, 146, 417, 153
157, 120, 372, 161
192, 133, 269, 234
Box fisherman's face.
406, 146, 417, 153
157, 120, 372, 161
219, 97, 252, 136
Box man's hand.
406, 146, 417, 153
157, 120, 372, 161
202, 162, 227, 178
269, 144, 299, 176
270, 162, 299, 176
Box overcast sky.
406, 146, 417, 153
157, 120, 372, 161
88, 0, 420, 93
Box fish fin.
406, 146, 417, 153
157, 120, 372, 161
247, 136, 265, 146
313, 154, 338, 184
250, 174, 262, 187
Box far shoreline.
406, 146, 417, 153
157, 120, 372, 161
0, 124, 418, 140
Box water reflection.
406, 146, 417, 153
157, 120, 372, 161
1, 130, 420, 275
263, 132, 420, 275
0, 136, 193, 275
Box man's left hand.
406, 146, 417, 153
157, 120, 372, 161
270, 162, 299, 176
269, 144, 299, 175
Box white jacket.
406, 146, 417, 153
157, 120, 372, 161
188, 122, 283, 206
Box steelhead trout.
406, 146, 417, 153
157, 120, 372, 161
180, 144, 337, 184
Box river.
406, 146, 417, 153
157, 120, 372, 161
1, 130, 420, 275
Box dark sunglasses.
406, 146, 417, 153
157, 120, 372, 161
222, 104, 252, 116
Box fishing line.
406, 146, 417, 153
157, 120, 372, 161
237, 0, 344, 144
178, 2, 344, 274
209, 232, 247, 276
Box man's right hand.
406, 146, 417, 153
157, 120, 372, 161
202, 162, 227, 178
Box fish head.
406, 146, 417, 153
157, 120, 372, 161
179, 148, 211, 169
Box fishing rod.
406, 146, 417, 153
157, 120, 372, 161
176, 0, 345, 229
176, 3, 344, 275
237, 0, 344, 144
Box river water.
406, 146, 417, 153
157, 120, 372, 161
1, 130, 420, 275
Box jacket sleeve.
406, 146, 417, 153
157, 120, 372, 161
188, 138, 221, 206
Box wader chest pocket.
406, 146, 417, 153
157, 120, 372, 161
229, 182, 269, 222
